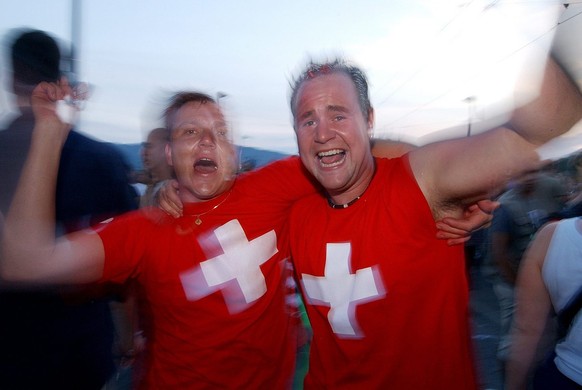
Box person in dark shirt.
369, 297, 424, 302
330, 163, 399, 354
0, 28, 137, 389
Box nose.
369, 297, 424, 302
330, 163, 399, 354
314, 120, 335, 143
198, 128, 217, 148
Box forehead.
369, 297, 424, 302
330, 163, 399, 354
172, 101, 225, 128
295, 72, 359, 110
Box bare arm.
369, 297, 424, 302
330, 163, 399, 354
0, 81, 105, 284
409, 56, 582, 218
372, 138, 498, 244
505, 223, 556, 390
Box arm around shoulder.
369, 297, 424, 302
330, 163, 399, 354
410, 55, 582, 217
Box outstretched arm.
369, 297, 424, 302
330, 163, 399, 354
410, 55, 582, 217
372, 138, 498, 245
0, 81, 105, 284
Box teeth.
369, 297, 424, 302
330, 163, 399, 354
321, 160, 343, 168
317, 149, 345, 168
317, 149, 343, 158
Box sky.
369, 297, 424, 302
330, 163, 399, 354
0, 0, 581, 157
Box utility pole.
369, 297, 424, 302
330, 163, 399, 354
67, 0, 82, 77
463, 96, 476, 137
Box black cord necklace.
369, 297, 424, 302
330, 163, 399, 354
327, 195, 362, 209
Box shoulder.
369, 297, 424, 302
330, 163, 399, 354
96, 208, 169, 235
237, 155, 317, 201
530, 221, 559, 259
63, 132, 131, 173
241, 156, 303, 178
65, 132, 124, 158
374, 156, 424, 198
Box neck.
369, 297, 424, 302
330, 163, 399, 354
179, 183, 234, 204
327, 155, 375, 205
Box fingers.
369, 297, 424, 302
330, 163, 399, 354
435, 222, 471, 237
435, 200, 495, 246
476, 199, 500, 214
435, 223, 471, 246
157, 180, 183, 218
60, 76, 91, 107
159, 197, 182, 218
446, 236, 471, 246
32, 81, 66, 102
436, 217, 474, 233
438, 205, 493, 232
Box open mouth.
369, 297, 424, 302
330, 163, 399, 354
317, 149, 346, 168
194, 158, 218, 173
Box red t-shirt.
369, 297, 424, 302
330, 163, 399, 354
97, 157, 315, 389
290, 156, 477, 389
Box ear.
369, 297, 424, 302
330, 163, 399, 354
367, 108, 375, 138
165, 143, 174, 167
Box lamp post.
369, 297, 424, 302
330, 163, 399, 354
217, 92, 228, 105
463, 96, 476, 137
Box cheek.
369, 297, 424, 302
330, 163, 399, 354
296, 132, 311, 153
169, 143, 191, 169
217, 144, 238, 173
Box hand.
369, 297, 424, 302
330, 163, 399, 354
30, 78, 75, 142
435, 199, 499, 246
156, 179, 183, 218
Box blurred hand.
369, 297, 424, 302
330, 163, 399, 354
156, 179, 183, 218
436, 199, 499, 246
30, 78, 75, 142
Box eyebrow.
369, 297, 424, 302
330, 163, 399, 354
298, 104, 349, 122
328, 104, 348, 114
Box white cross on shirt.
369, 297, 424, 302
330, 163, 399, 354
301, 242, 385, 338
180, 219, 278, 313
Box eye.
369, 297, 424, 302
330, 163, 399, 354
333, 115, 345, 122
215, 127, 229, 138
302, 119, 316, 128
181, 128, 198, 136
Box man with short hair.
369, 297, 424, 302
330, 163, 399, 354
0, 29, 137, 389
287, 57, 582, 388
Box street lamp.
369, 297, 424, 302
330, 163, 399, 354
463, 96, 476, 137
216, 92, 228, 105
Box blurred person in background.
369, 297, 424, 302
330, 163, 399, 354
555, 152, 582, 219
139, 127, 173, 207
491, 168, 568, 366
112, 127, 173, 387
505, 217, 582, 389
0, 28, 137, 389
